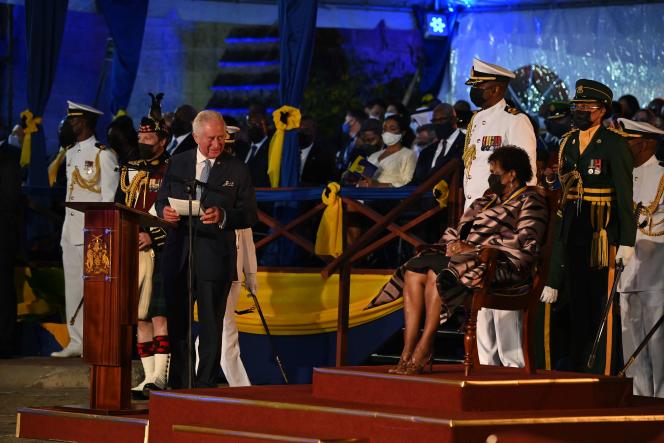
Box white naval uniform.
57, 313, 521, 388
463, 98, 537, 368
60, 136, 119, 350
220, 228, 255, 387
618, 155, 664, 398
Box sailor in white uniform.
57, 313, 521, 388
617, 118, 664, 398
52, 101, 119, 358
462, 58, 537, 368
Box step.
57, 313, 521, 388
172, 424, 369, 443
147, 383, 664, 443
312, 365, 635, 412
16, 407, 148, 443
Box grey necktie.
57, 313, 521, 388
167, 137, 178, 155
197, 159, 211, 199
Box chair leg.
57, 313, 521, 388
463, 311, 478, 377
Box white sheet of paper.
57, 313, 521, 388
168, 197, 202, 216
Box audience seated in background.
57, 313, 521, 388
336, 108, 368, 174
365, 98, 387, 121
412, 124, 437, 157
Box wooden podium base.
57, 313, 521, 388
53, 403, 148, 416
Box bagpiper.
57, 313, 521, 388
115, 93, 170, 397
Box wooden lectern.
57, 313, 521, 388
65, 202, 174, 413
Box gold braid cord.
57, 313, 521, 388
69, 151, 102, 199
120, 167, 149, 207
556, 131, 583, 215
462, 112, 479, 178
635, 172, 664, 237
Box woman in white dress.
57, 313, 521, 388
358, 115, 417, 189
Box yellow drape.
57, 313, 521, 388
267, 105, 301, 187
433, 179, 450, 208
315, 182, 343, 257
47, 147, 67, 187
19, 109, 42, 167
114, 109, 127, 119
193, 271, 399, 335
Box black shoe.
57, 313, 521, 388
142, 382, 164, 398
131, 389, 149, 401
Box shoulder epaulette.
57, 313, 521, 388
504, 106, 521, 115
608, 127, 636, 139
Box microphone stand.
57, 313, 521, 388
185, 182, 196, 389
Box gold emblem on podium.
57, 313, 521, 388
85, 233, 111, 276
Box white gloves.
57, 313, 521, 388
245, 273, 258, 294
540, 286, 559, 304
616, 245, 635, 266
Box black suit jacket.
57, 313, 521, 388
0, 143, 21, 252
246, 138, 270, 188
156, 150, 257, 280
171, 133, 197, 157
411, 132, 464, 186
300, 143, 336, 186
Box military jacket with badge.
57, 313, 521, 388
115, 152, 170, 250
61, 136, 119, 246
546, 125, 636, 288
462, 98, 537, 208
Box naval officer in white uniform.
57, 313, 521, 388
462, 58, 537, 368
617, 118, 664, 397
52, 101, 119, 358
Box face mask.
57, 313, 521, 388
7, 134, 19, 147
433, 122, 455, 140
138, 142, 157, 160
488, 173, 505, 195
572, 111, 593, 131
170, 118, 190, 137
357, 143, 381, 156
298, 132, 312, 149
341, 121, 351, 135
381, 131, 402, 147
470, 86, 487, 108
247, 125, 265, 144
58, 120, 76, 148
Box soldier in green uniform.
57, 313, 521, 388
540, 79, 636, 373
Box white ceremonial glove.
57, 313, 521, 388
616, 245, 635, 267
540, 286, 559, 304
245, 273, 258, 295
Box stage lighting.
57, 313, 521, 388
425, 13, 449, 38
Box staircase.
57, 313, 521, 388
206, 26, 280, 118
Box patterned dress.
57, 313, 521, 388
366, 186, 548, 320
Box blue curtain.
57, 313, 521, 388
24, 0, 68, 186
277, 0, 318, 187
262, 0, 318, 266
97, 0, 149, 115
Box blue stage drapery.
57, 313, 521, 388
263, 0, 318, 266
277, 0, 318, 187
24, 0, 68, 186
98, 0, 149, 115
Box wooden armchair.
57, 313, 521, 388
462, 189, 559, 376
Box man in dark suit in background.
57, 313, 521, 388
411, 103, 464, 186
299, 115, 336, 186
244, 109, 271, 188
0, 137, 21, 358
156, 110, 257, 388
410, 103, 464, 243
166, 104, 198, 157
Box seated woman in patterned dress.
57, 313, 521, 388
389, 145, 548, 375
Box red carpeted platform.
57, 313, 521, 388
16, 365, 664, 442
